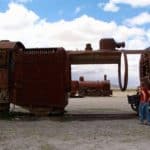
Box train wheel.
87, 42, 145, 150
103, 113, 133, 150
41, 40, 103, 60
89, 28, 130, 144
130, 104, 139, 114
78, 89, 85, 97
0, 102, 10, 113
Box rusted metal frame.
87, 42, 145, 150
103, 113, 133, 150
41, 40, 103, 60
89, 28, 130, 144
121, 50, 148, 54
68, 51, 121, 64
69, 50, 142, 91
68, 50, 129, 90
118, 49, 150, 91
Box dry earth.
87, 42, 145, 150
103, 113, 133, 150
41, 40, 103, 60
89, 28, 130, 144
0, 90, 150, 150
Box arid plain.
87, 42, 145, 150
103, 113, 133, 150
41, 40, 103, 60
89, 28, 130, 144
0, 90, 150, 150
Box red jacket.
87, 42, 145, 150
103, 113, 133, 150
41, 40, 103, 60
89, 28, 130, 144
140, 87, 149, 103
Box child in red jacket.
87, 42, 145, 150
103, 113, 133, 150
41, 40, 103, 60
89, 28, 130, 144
139, 82, 149, 124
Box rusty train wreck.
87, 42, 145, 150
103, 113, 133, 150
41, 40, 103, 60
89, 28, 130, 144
71, 75, 112, 97
0, 38, 148, 115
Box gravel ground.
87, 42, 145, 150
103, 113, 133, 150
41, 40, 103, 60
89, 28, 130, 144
0, 90, 150, 150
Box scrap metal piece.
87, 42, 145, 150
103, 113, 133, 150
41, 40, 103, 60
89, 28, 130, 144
100, 38, 125, 50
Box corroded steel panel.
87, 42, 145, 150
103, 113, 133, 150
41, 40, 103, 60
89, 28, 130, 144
0, 50, 8, 67
0, 69, 8, 88
10, 48, 70, 110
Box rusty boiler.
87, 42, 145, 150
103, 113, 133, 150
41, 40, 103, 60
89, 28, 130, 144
78, 75, 112, 97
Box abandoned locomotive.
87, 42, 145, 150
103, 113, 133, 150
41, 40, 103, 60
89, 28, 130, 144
70, 75, 112, 97
0, 38, 147, 115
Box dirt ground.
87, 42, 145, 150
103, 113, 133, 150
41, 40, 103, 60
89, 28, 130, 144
0, 90, 150, 150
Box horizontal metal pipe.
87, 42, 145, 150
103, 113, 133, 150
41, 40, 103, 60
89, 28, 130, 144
68, 50, 121, 64
121, 50, 148, 54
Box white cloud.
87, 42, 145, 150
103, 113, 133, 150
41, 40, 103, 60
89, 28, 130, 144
125, 12, 150, 26
0, 3, 148, 49
147, 29, 150, 40
0, 2, 39, 30
103, 2, 119, 12
114, 26, 148, 48
101, 0, 150, 12
0, 2, 149, 87
75, 6, 81, 14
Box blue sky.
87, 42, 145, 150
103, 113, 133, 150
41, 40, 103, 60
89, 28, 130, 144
0, 0, 150, 88
0, 0, 149, 25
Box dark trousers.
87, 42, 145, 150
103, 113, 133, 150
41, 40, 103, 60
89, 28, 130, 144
146, 102, 150, 123
139, 102, 147, 122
